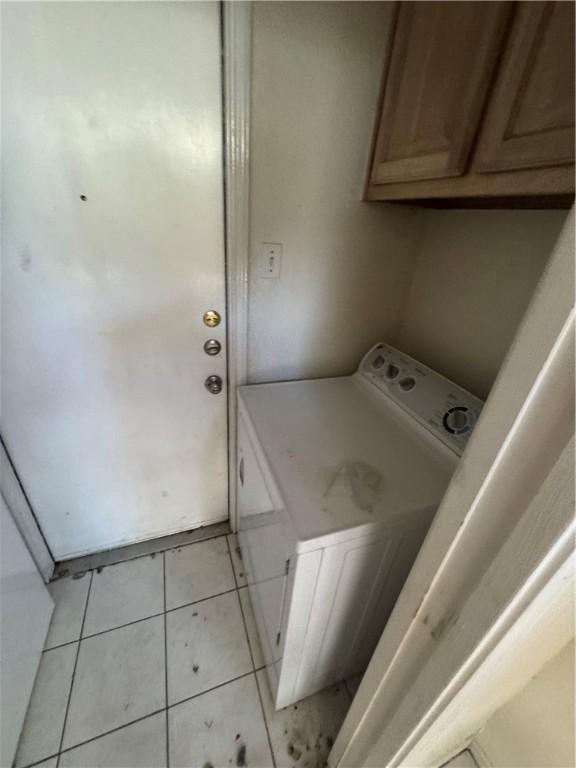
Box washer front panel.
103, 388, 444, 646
359, 343, 483, 456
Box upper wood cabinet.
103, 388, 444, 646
366, 1, 575, 205
473, 2, 575, 174
371, 2, 512, 185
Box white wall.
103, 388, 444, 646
248, 1, 421, 383
474, 640, 575, 768
397, 210, 568, 399
248, 3, 567, 397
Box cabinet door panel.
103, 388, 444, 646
473, 2, 575, 173
370, 2, 511, 185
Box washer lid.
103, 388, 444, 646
238, 375, 457, 548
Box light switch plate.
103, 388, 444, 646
259, 242, 282, 279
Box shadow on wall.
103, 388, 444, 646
396, 209, 568, 400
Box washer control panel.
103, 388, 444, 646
358, 343, 483, 456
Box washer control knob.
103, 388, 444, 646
386, 363, 400, 380
399, 376, 416, 391
372, 354, 386, 369
443, 406, 472, 435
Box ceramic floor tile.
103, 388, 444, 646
60, 712, 167, 768
33, 758, 59, 768
166, 591, 252, 705
63, 616, 165, 749
227, 533, 248, 586
345, 674, 363, 700
169, 674, 273, 768
239, 587, 265, 669
165, 536, 235, 610
45, 572, 91, 649
14, 644, 77, 768
256, 670, 350, 768
61, 521, 231, 577
83, 554, 163, 636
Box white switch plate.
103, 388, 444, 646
259, 242, 282, 279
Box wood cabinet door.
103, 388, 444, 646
473, 2, 575, 173
369, 2, 512, 186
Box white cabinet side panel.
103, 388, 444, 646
276, 550, 323, 709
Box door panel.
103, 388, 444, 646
473, 2, 575, 173
1, 3, 227, 558
370, 2, 511, 185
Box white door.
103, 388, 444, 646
1, 2, 228, 559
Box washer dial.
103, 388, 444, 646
399, 376, 416, 392
443, 406, 473, 435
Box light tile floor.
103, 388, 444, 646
15, 534, 361, 768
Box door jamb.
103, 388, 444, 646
0, 438, 55, 582
222, 1, 251, 532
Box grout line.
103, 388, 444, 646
226, 537, 268, 678
227, 534, 274, 763
43, 586, 241, 653
23, 633, 269, 767
162, 552, 170, 768
35, 538, 254, 768
234, 573, 258, 672
19, 668, 275, 768
48, 612, 165, 651
167, 670, 255, 711
17, 752, 60, 768
56, 569, 94, 766
50, 708, 167, 767
167, 586, 238, 614
227, 533, 248, 589
225, 533, 240, 590
155, 531, 232, 560
55, 529, 232, 578
35, 669, 260, 768
254, 670, 277, 768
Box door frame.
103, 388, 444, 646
223, 0, 251, 533
332, 209, 575, 767
0, 438, 55, 582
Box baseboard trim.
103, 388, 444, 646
53, 520, 231, 578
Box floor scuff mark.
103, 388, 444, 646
236, 742, 247, 767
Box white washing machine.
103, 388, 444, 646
237, 343, 482, 709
